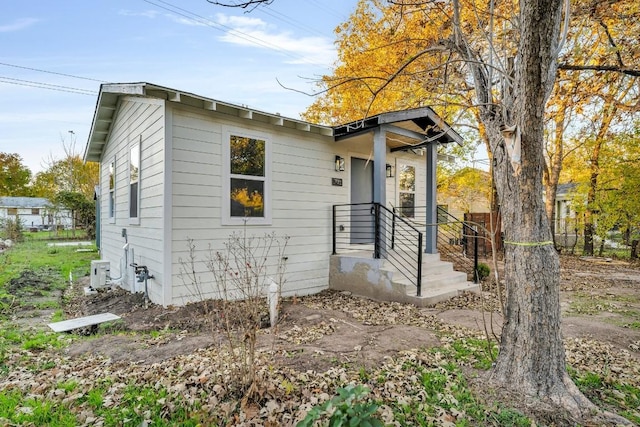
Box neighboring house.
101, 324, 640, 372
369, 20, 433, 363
84, 82, 470, 307
0, 197, 72, 230
553, 183, 581, 247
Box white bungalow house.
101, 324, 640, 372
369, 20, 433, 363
0, 197, 72, 231
84, 83, 478, 307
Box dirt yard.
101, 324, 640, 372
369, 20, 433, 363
6, 254, 640, 425
56, 255, 640, 370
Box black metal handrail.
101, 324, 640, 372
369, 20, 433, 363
393, 206, 480, 283
332, 203, 424, 295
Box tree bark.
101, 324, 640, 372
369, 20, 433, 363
475, 0, 628, 423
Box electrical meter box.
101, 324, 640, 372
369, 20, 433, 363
90, 260, 110, 289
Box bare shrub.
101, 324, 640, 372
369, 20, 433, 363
179, 229, 289, 397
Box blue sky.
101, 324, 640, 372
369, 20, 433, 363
0, 0, 356, 174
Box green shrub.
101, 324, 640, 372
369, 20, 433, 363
476, 263, 490, 281
297, 385, 383, 427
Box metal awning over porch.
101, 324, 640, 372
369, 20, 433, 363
332, 107, 463, 254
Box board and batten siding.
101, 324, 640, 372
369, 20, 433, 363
168, 104, 345, 306
98, 96, 166, 303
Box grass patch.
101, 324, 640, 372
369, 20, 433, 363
391, 356, 531, 425
0, 385, 206, 427
0, 239, 96, 314
568, 293, 640, 328
436, 337, 498, 369
0, 240, 96, 291
0, 390, 78, 426
51, 309, 65, 322
571, 370, 640, 424
1, 325, 72, 352
24, 229, 89, 242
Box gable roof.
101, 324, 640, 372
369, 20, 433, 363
84, 82, 463, 162
0, 197, 51, 208
84, 82, 333, 162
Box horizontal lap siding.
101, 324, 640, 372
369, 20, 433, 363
98, 98, 166, 304
169, 106, 343, 305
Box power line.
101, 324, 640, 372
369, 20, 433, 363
0, 77, 97, 96
253, 6, 333, 39
307, 0, 348, 21
0, 62, 106, 83
143, 0, 332, 67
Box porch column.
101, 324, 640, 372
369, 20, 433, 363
425, 142, 438, 254
372, 128, 386, 206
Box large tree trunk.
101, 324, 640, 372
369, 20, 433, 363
477, 0, 627, 423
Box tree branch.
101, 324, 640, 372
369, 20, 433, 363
205, 0, 273, 10
558, 64, 640, 77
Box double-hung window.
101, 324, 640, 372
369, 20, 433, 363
223, 131, 270, 225
129, 141, 140, 222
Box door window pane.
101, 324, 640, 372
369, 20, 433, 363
398, 164, 415, 218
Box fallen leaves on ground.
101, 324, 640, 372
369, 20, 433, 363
1, 288, 639, 426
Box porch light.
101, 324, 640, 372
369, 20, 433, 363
335, 155, 345, 172
386, 163, 394, 178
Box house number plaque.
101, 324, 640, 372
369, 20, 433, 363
332, 178, 343, 186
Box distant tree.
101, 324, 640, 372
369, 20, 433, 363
54, 191, 95, 238
0, 153, 32, 196
439, 167, 491, 213
36, 132, 99, 201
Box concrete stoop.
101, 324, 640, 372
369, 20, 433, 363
329, 251, 480, 307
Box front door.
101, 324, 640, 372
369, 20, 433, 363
350, 157, 374, 244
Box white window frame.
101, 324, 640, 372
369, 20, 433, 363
108, 157, 116, 222
222, 128, 271, 226
129, 137, 141, 224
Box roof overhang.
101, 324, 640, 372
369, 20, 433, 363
332, 107, 463, 151
83, 82, 334, 163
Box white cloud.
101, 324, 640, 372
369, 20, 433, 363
215, 13, 335, 67
118, 9, 161, 19
168, 16, 209, 27
120, 8, 208, 27
0, 18, 39, 33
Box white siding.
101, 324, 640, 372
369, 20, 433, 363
98, 97, 166, 303
97, 96, 434, 307
169, 105, 345, 305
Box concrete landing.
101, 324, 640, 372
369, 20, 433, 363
329, 252, 480, 307
48, 313, 121, 332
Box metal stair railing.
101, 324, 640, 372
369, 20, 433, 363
393, 206, 480, 283
333, 203, 424, 295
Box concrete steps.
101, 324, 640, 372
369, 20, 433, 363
329, 251, 480, 307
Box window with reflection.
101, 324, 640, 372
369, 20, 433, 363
129, 143, 140, 219
398, 164, 415, 218
109, 159, 115, 218
229, 135, 265, 218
